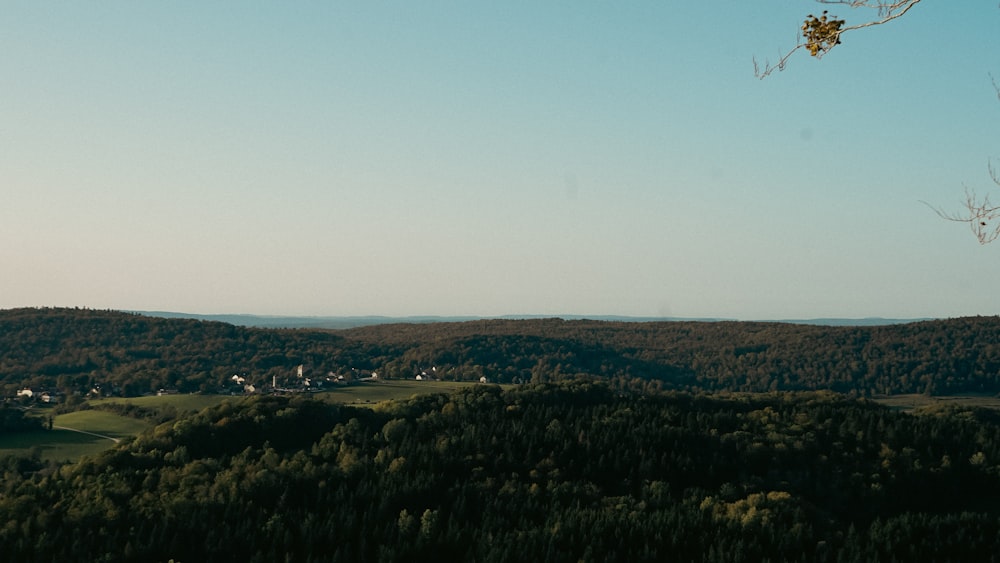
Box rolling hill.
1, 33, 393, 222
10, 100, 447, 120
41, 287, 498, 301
0, 307, 998, 397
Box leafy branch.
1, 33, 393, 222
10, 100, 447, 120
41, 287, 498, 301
754, 0, 923, 79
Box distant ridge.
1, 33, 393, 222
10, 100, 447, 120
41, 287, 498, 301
134, 311, 457, 329
771, 318, 933, 327
135, 311, 930, 329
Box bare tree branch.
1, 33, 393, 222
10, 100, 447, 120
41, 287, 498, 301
925, 76, 999, 244
755, 0, 923, 79
925, 162, 1000, 245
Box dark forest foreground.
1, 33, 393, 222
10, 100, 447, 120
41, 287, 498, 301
2, 382, 1000, 562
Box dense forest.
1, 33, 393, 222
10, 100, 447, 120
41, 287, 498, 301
2, 382, 1000, 561
1, 307, 999, 397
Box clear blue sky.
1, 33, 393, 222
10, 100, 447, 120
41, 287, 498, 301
2, 1, 998, 319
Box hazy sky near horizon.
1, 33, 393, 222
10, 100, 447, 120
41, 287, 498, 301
3, 2, 999, 319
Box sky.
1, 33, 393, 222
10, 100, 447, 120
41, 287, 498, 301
2, 1, 999, 320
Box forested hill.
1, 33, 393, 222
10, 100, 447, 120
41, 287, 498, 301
343, 316, 1000, 395
1, 308, 999, 397
3, 383, 1000, 561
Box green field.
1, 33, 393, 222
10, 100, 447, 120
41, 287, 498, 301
0, 429, 111, 462
873, 393, 1000, 411
0, 409, 152, 462
317, 380, 483, 404
94, 393, 231, 413
54, 409, 152, 438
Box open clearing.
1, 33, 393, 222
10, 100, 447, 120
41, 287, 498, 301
0, 429, 112, 462
0, 410, 151, 462
54, 409, 152, 438
317, 380, 482, 404
873, 393, 1000, 412
94, 393, 231, 413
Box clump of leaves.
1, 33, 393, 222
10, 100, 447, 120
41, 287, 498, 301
802, 11, 845, 56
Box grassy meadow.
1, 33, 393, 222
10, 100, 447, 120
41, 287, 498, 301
0, 428, 110, 462
54, 409, 152, 438
94, 393, 230, 413
873, 393, 1000, 412
316, 379, 483, 404
0, 409, 151, 462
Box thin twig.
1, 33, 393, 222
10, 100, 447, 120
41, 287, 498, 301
924, 163, 1000, 245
